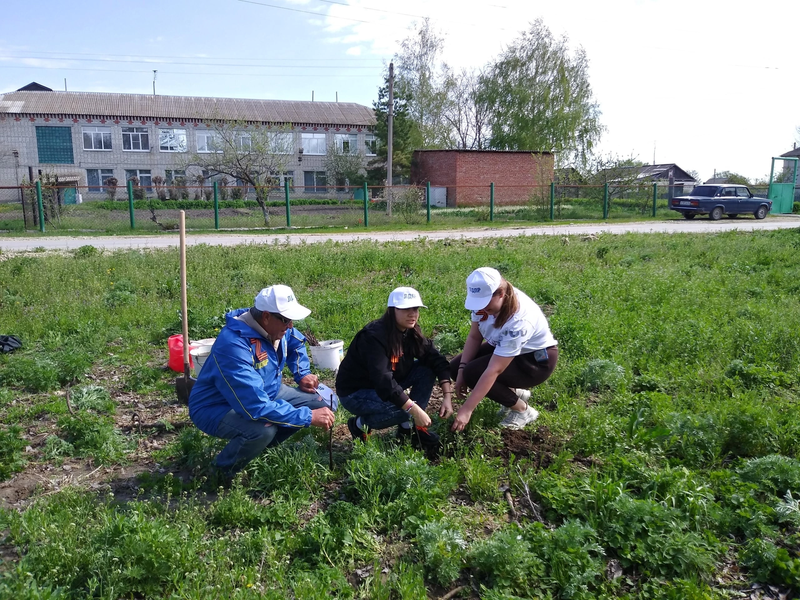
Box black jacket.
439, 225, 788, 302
335, 318, 451, 408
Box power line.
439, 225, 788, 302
0, 55, 381, 69
236, 0, 372, 23
0, 49, 383, 63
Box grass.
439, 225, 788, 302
0, 230, 799, 597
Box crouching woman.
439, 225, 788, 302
336, 287, 453, 456
451, 268, 558, 433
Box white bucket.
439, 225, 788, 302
309, 339, 344, 370
189, 345, 213, 375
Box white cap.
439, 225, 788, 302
465, 267, 502, 311
387, 286, 427, 309
254, 285, 311, 321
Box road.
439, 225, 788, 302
2, 217, 799, 252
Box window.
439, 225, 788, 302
736, 187, 751, 198
82, 126, 112, 151
197, 130, 222, 153
334, 133, 358, 154
304, 171, 327, 193
165, 169, 186, 184
236, 132, 251, 151
159, 128, 187, 152
86, 169, 115, 192
268, 132, 294, 154
122, 127, 150, 151
301, 133, 326, 155
365, 134, 377, 156
271, 171, 294, 190
125, 169, 152, 191
35, 127, 74, 164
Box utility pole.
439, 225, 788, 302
386, 61, 394, 216
153, 70, 157, 96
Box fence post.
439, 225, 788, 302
363, 182, 369, 228
426, 181, 431, 223
213, 181, 220, 230
603, 183, 609, 219
550, 182, 555, 221
127, 180, 135, 230
652, 182, 658, 218
490, 182, 495, 222
35, 180, 45, 233
284, 179, 291, 228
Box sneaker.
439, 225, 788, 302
347, 417, 370, 442
410, 426, 441, 458
499, 404, 539, 430
497, 389, 531, 419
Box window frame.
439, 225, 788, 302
197, 130, 223, 153
365, 134, 377, 156
158, 128, 188, 153
86, 168, 116, 192
122, 127, 150, 152
301, 133, 327, 156
82, 126, 113, 151
334, 133, 358, 155
303, 170, 327, 194
125, 169, 153, 192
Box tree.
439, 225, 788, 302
324, 142, 365, 197
185, 120, 293, 225
441, 67, 491, 150
368, 80, 418, 185
714, 171, 751, 185
476, 19, 603, 168
393, 18, 454, 149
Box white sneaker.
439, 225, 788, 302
497, 389, 531, 419
499, 404, 539, 430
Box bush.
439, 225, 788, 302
468, 526, 545, 595
741, 537, 800, 590
738, 455, 800, 496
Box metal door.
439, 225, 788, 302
767, 157, 798, 214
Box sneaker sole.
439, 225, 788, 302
499, 408, 539, 430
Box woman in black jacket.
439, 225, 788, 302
336, 287, 453, 455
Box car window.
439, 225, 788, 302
690, 186, 719, 197
736, 187, 751, 197
721, 188, 736, 197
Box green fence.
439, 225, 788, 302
0, 181, 751, 234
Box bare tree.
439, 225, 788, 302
442, 67, 491, 150
185, 120, 293, 225
324, 143, 365, 198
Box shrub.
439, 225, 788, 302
0, 425, 27, 481
72, 245, 98, 259
741, 537, 800, 590
468, 526, 545, 595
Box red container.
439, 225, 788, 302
168, 334, 194, 372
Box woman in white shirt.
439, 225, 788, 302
451, 267, 558, 432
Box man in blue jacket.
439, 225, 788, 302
189, 285, 335, 476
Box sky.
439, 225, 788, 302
1, 0, 798, 183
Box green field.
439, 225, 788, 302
0, 231, 798, 598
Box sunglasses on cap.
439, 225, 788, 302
270, 312, 292, 325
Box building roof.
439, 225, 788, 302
0, 89, 375, 127
780, 147, 800, 159
601, 163, 696, 182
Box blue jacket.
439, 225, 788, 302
189, 308, 313, 435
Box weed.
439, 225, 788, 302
0, 425, 27, 481
468, 525, 545, 595
0, 355, 60, 392
72, 245, 98, 259
41, 435, 75, 464
415, 520, 466, 586
461, 447, 502, 503
738, 454, 800, 496
69, 385, 115, 414
740, 537, 800, 590
575, 359, 626, 392
57, 412, 133, 464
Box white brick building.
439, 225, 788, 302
0, 83, 376, 201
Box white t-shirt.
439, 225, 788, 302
471, 287, 557, 358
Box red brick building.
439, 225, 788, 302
411, 150, 554, 207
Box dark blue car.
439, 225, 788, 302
670, 184, 772, 220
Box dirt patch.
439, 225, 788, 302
499, 425, 560, 469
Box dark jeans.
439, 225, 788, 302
450, 343, 558, 407
339, 361, 435, 431
213, 384, 327, 473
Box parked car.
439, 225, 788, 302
670, 184, 771, 220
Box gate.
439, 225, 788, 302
767, 156, 798, 214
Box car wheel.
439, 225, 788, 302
727, 214, 738, 219
683, 213, 696, 220
754, 206, 767, 220
710, 207, 723, 221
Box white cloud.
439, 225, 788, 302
345, 46, 363, 56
